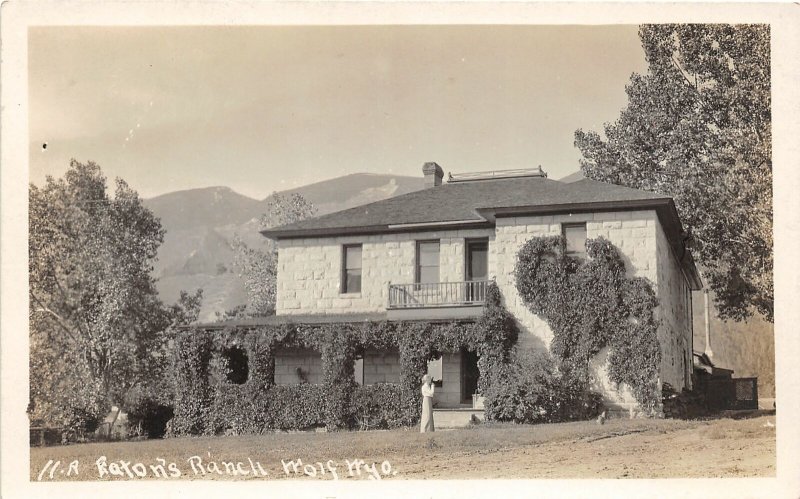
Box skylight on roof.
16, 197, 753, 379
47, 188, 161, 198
447, 166, 548, 183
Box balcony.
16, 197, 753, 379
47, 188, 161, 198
387, 280, 490, 310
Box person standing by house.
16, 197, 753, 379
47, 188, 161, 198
420, 374, 435, 432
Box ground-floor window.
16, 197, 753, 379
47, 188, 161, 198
357, 349, 401, 385
222, 346, 249, 384
273, 347, 323, 385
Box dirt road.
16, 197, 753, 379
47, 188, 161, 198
29, 414, 775, 480
395, 415, 775, 479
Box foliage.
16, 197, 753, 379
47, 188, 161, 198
28, 160, 196, 430
320, 326, 359, 430
170, 283, 520, 434
229, 237, 278, 317
207, 384, 327, 434
230, 192, 317, 318
259, 191, 318, 229
264, 384, 328, 430
169, 330, 214, 436
351, 384, 408, 430
124, 394, 174, 439
574, 24, 772, 322
661, 382, 709, 420
482, 349, 603, 424
514, 235, 662, 412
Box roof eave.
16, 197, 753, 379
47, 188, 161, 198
259, 197, 703, 290
474, 198, 673, 223
261, 220, 492, 240
478, 198, 703, 290
178, 313, 478, 331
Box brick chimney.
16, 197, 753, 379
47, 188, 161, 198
423, 162, 444, 188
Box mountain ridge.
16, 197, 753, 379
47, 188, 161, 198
145, 172, 426, 320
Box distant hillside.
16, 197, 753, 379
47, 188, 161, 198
146, 173, 423, 321
144, 186, 263, 233
274, 173, 423, 215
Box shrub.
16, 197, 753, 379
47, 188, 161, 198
661, 382, 709, 419
351, 384, 406, 429
169, 330, 213, 436
125, 398, 174, 439
208, 383, 327, 434
208, 385, 261, 434
63, 406, 103, 435
264, 384, 327, 430
483, 349, 603, 424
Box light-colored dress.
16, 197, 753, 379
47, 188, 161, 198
420, 383, 435, 432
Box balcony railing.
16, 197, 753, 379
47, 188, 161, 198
387, 280, 490, 309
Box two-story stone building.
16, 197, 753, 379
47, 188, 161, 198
254, 163, 702, 414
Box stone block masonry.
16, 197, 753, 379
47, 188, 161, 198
274, 348, 324, 385
492, 211, 659, 354
276, 228, 494, 315
361, 350, 401, 384
275, 208, 694, 412
655, 221, 693, 391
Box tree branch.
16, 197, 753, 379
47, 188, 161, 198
30, 293, 81, 345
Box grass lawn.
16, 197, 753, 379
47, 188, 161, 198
30, 414, 775, 481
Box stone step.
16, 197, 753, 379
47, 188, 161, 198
433, 408, 484, 428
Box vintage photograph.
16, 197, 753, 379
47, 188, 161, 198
5, 6, 791, 494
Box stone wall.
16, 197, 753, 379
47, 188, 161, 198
276, 228, 493, 315
655, 222, 693, 391
275, 208, 693, 411
492, 211, 659, 351
360, 349, 401, 384
491, 210, 664, 411
273, 348, 324, 385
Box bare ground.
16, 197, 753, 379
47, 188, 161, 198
29, 414, 775, 481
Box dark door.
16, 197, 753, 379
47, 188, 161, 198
461, 349, 480, 404
466, 240, 488, 302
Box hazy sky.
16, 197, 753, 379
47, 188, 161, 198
29, 25, 647, 199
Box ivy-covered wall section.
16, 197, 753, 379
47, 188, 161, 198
514, 235, 662, 413
169, 284, 520, 435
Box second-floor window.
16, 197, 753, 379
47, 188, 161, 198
342, 244, 362, 293
416, 240, 440, 284
563, 223, 587, 258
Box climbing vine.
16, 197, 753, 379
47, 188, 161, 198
514, 235, 662, 412
169, 283, 519, 435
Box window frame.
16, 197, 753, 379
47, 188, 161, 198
341, 243, 363, 294
464, 237, 490, 282
415, 239, 441, 285
562, 222, 588, 258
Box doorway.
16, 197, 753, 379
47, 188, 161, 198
465, 239, 488, 302
461, 348, 480, 404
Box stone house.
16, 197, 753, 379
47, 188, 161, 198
252, 163, 702, 415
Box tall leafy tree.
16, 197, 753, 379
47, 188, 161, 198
575, 24, 771, 322
29, 160, 184, 428
230, 192, 317, 317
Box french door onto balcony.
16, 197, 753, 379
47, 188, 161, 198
466, 239, 488, 302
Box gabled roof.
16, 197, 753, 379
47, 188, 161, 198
262, 176, 669, 239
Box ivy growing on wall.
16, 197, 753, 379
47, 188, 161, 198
514, 235, 662, 412
169, 283, 519, 435
170, 331, 213, 435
